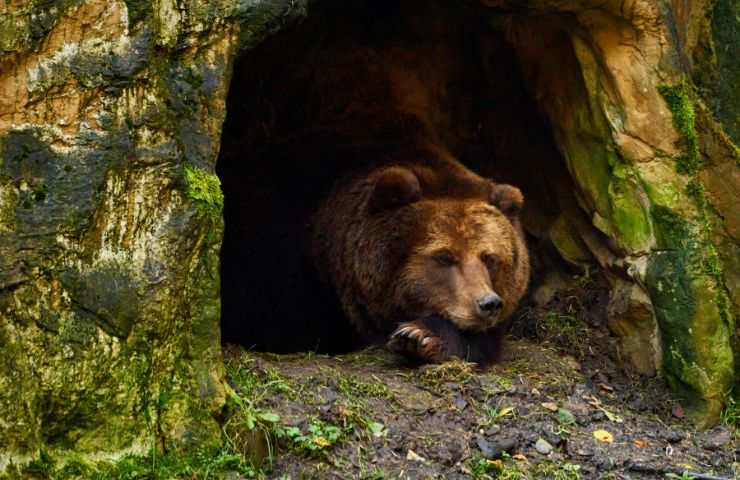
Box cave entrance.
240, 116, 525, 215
217, 1, 600, 354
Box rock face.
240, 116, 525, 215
0, 0, 307, 469
486, 0, 739, 424
0, 0, 737, 468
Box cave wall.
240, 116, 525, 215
0, 0, 308, 469
485, 1, 739, 423
0, 0, 738, 468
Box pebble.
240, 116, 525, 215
535, 438, 553, 455
661, 429, 686, 443
476, 436, 517, 459
575, 448, 594, 458
703, 427, 731, 450
453, 395, 468, 411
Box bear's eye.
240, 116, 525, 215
432, 250, 457, 267
482, 253, 499, 273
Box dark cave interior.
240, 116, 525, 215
217, 0, 588, 353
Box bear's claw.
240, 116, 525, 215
387, 322, 448, 364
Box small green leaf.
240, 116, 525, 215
257, 411, 280, 423
368, 421, 387, 437
556, 408, 576, 425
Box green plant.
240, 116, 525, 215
532, 461, 582, 480
280, 418, 345, 457
6, 447, 259, 480
222, 356, 298, 466
666, 473, 696, 480
183, 164, 224, 219
482, 405, 515, 426
553, 463, 582, 480
720, 393, 740, 428
470, 456, 503, 479
23, 450, 55, 478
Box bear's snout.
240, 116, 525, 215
477, 293, 503, 317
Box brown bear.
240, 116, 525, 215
310, 140, 530, 366
218, 7, 530, 363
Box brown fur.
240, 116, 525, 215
311, 143, 530, 364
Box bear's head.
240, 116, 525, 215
369, 167, 528, 332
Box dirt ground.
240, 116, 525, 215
219, 272, 738, 480
224, 321, 739, 479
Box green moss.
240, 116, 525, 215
561, 135, 654, 252
651, 206, 692, 250
648, 201, 735, 421
649, 83, 736, 415
183, 164, 224, 219
1, 446, 258, 480
607, 174, 654, 252
658, 82, 700, 175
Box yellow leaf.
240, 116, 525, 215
512, 453, 528, 462
593, 429, 614, 443
487, 459, 504, 471
312, 436, 331, 448
499, 406, 515, 417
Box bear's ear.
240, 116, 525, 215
489, 183, 524, 218
368, 167, 422, 214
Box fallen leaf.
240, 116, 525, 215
406, 449, 427, 463
313, 437, 331, 448
633, 439, 648, 448
601, 408, 624, 424
499, 406, 515, 417
512, 453, 528, 462
598, 383, 614, 392
593, 429, 614, 443
541, 402, 558, 412
488, 459, 504, 471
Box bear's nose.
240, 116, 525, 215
478, 293, 503, 315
